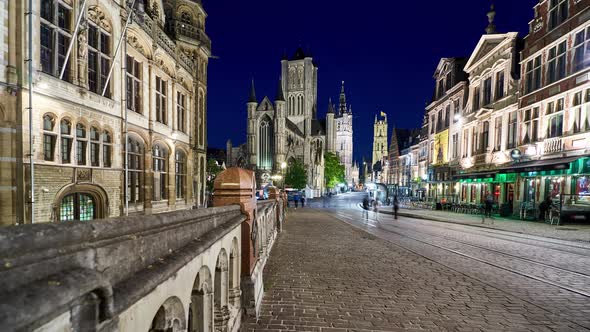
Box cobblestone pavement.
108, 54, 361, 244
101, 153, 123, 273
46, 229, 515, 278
242, 206, 590, 331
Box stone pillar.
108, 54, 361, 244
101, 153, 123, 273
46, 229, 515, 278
212, 167, 260, 316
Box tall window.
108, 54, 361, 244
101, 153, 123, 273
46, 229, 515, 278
525, 55, 542, 93
547, 99, 564, 138
445, 72, 452, 91
572, 92, 583, 134
548, 0, 568, 30
495, 71, 504, 100
87, 22, 111, 96
60, 119, 72, 163
258, 116, 274, 170
437, 80, 444, 99
90, 127, 100, 166
444, 105, 450, 128
547, 41, 567, 84
453, 100, 460, 122
430, 115, 435, 134
451, 133, 458, 159
43, 115, 57, 161
483, 77, 492, 106
127, 137, 143, 204
177, 91, 186, 133
40, 0, 71, 80
436, 110, 443, 132
153, 145, 168, 201
471, 128, 479, 155
126, 55, 142, 113
573, 27, 590, 73
175, 151, 186, 199
521, 107, 539, 144
472, 86, 481, 111
481, 121, 489, 152
462, 129, 468, 157
102, 131, 112, 167
494, 117, 502, 151
156, 77, 167, 124
76, 123, 87, 165
507, 112, 517, 149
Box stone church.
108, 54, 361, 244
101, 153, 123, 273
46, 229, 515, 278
226, 48, 355, 196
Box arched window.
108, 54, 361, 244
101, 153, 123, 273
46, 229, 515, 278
90, 127, 100, 166
76, 123, 87, 165
180, 11, 193, 24
60, 119, 72, 163
43, 115, 57, 161
40, 0, 72, 80
153, 144, 168, 201
258, 116, 274, 170
127, 136, 144, 204
88, 17, 111, 96
102, 131, 112, 167
175, 150, 186, 199
60, 193, 96, 221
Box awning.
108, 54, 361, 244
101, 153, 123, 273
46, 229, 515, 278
453, 171, 496, 180
499, 156, 582, 174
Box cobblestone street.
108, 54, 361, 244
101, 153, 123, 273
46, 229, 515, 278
242, 199, 590, 331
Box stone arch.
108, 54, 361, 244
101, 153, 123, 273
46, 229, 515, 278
126, 29, 153, 60
149, 296, 186, 332
214, 249, 229, 331
53, 183, 109, 222
87, 5, 112, 33
228, 237, 240, 307
127, 129, 149, 148
154, 51, 176, 78
189, 265, 213, 332
177, 4, 197, 24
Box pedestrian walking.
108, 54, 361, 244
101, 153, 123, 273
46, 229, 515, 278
483, 191, 494, 224
362, 196, 369, 220
300, 195, 305, 208
373, 200, 380, 222
393, 195, 399, 220
294, 193, 299, 208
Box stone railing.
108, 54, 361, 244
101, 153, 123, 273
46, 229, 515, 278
174, 21, 212, 51
544, 137, 563, 154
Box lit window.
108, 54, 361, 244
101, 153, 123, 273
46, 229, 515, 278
43, 115, 57, 161
60, 119, 72, 163
40, 0, 72, 81
87, 21, 111, 97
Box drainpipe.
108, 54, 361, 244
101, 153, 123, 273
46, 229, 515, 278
26, 0, 34, 223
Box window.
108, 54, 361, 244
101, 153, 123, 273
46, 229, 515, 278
548, 0, 568, 30
40, 0, 72, 80
43, 115, 57, 161
430, 115, 435, 134
453, 100, 460, 122
472, 86, 481, 111
126, 55, 142, 113
60, 193, 96, 221
483, 77, 492, 106
102, 131, 112, 167
156, 76, 167, 124
437, 80, 444, 99
76, 124, 87, 165
60, 119, 72, 163
507, 112, 517, 149
462, 130, 468, 157
127, 137, 143, 204
521, 107, 539, 144
177, 91, 186, 133
175, 151, 186, 199
547, 114, 563, 138
547, 41, 567, 84
525, 55, 542, 94
87, 22, 111, 96
472, 127, 479, 155
451, 133, 458, 159
573, 27, 590, 73
495, 71, 504, 100
90, 127, 100, 166
481, 121, 489, 152
258, 116, 274, 169
153, 145, 168, 201
444, 105, 450, 128
436, 110, 443, 132
445, 72, 452, 91
494, 117, 502, 151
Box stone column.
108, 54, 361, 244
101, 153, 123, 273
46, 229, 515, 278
212, 167, 259, 316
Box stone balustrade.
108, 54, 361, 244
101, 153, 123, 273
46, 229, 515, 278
544, 137, 563, 154
0, 167, 286, 331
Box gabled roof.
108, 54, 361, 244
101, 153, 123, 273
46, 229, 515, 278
464, 32, 518, 73
290, 47, 310, 61
256, 96, 274, 112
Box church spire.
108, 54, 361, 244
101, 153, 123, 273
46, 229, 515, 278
485, 3, 497, 34
275, 77, 285, 101
248, 79, 257, 103
339, 81, 347, 114
327, 98, 335, 114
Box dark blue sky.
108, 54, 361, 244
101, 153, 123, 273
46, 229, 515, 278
204, 0, 538, 163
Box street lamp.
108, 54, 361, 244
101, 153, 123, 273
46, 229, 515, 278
280, 162, 287, 190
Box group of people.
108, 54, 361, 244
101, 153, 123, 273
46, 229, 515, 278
291, 193, 305, 208
362, 195, 399, 221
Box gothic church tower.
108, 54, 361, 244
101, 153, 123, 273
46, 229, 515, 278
372, 112, 388, 166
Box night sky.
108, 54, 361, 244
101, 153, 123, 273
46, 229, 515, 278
203, 0, 538, 163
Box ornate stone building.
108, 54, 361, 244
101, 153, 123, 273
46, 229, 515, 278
330, 82, 354, 186
0, 0, 210, 225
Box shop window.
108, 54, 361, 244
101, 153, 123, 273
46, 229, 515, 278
153, 144, 168, 201
60, 119, 72, 163
576, 177, 590, 195
43, 115, 57, 161
573, 27, 590, 73
76, 123, 87, 165
40, 0, 72, 81
60, 193, 96, 221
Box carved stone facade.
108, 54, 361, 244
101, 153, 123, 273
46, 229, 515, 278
0, 0, 211, 225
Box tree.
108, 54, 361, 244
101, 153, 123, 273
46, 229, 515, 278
284, 159, 307, 189
206, 158, 223, 192
324, 152, 345, 189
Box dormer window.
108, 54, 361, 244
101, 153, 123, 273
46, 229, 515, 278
548, 0, 568, 30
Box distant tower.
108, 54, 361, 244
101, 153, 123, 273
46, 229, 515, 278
274, 78, 287, 168
326, 98, 336, 153
372, 112, 388, 166
247, 79, 258, 166
335, 81, 354, 185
